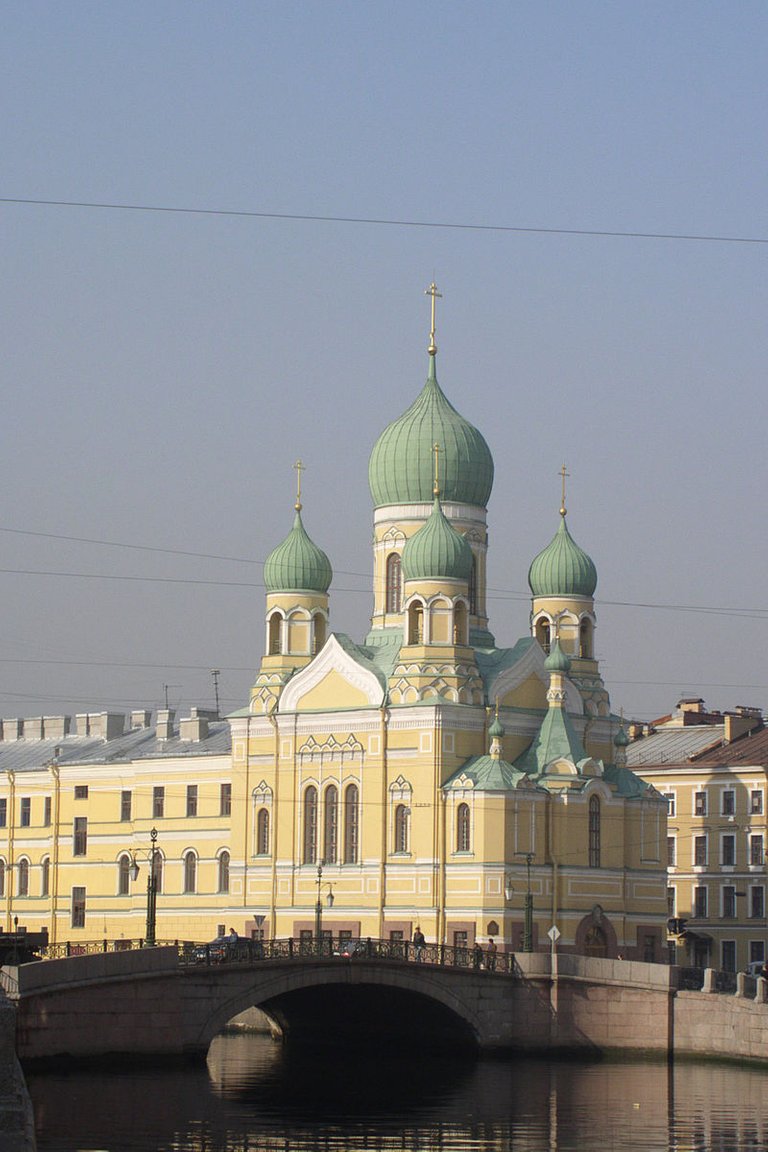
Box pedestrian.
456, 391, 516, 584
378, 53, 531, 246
472, 940, 483, 970
228, 926, 238, 943
486, 937, 497, 971
412, 925, 425, 962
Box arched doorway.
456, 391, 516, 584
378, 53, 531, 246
584, 925, 608, 957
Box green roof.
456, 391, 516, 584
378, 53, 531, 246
544, 638, 571, 673
444, 754, 531, 792
368, 355, 494, 508
263, 508, 332, 594
528, 515, 597, 599
515, 704, 587, 775
401, 496, 473, 582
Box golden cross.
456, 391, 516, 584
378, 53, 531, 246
294, 458, 305, 510
433, 442, 440, 496
559, 463, 569, 517
425, 281, 442, 353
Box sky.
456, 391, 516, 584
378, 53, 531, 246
1, 1, 767, 726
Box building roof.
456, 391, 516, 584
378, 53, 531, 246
691, 724, 768, 768
626, 725, 727, 767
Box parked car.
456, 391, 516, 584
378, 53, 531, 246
744, 960, 767, 978
334, 938, 371, 958
193, 934, 263, 964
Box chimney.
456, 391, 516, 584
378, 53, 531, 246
724, 710, 763, 744
75, 713, 125, 739
179, 707, 213, 742
0, 719, 23, 741
130, 710, 152, 730
156, 709, 175, 740
43, 716, 71, 741
22, 717, 44, 740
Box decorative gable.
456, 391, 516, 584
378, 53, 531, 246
279, 634, 385, 712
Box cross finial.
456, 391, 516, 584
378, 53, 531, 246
433, 442, 440, 496
293, 458, 305, 511
425, 281, 442, 355
559, 463, 569, 517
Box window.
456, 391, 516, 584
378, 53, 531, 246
256, 808, 270, 855
721, 790, 735, 816
694, 886, 708, 918
643, 935, 656, 963
667, 837, 676, 867
589, 796, 601, 868
722, 834, 735, 866
394, 804, 410, 853
663, 793, 676, 818
303, 787, 318, 864
751, 834, 764, 866
43, 797, 52, 826
220, 783, 232, 816
0, 860, 4, 897
312, 612, 326, 654
453, 930, 468, 950
17, 858, 29, 897
456, 803, 471, 852
71, 886, 86, 929
0, 799, 6, 827
323, 786, 338, 864
694, 791, 707, 816
74, 785, 88, 800
20, 797, 31, 827
118, 854, 131, 896
385, 553, 402, 614
152, 852, 163, 895
218, 851, 230, 893
120, 791, 132, 822
41, 857, 50, 898
750, 941, 765, 965
153, 786, 165, 819
751, 790, 763, 815
407, 601, 424, 645
722, 886, 736, 918
667, 887, 676, 915
751, 886, 765, 919
73, 816, 88, 856
694, 835, 708, 867
722, 940, 736, 973
468, 555, 477, 615
579, 618, 593, 659
535, 618, 551, 655
186, 785, 198, 818
183, 851, 197, 894
343, 784, 359, 864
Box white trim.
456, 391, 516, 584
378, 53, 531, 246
279, 634, 385, 712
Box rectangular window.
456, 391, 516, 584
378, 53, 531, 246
0, 798, 7, 827
74, 785, 89, 800
664, 793, 676, 817
186, 785, 198, 818
694, 835, 708, 867
453, 930, 468, 950
751, 834, 764, 866
220, 783, 232, 817
722, 940, 736, 973
73, 816, 88, 856
153, 786, 165, 820
19, 797, 31, 827
643, 935, 656, 963
43, 796, 52, 826
71, 886, 86, 929
721, 790, 735, 816
667, 887, 676, 915
751, 886, 765, 919
722, 886, 736, 918
694, 791, 707, 816
667, 837, 676, 867
722, 834, 735, 867
120, 791, 132, 822
694, 886, 708, 918
750, 941, 765, 965
751, 790, 763, 815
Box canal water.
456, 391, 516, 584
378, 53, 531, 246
26, 1031, 768, 1152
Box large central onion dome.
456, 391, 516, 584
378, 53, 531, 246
369, 355, 494, 508
528, 514, 597, 598
402, 496, 473, 583
264, 507, 332, 593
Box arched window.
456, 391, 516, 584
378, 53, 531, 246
118, 853, 131, 896
256, 808, 270, 855
386, 553, 402, 614
589, 796, 601, 868
344, 783, 359, 864
268, 612, 281, 655
536, 618, 551, 654
456, 803, 471, 852
218, 851, 230, 893
312, 613, 326, 654
0, 860, 5, 897
394, 804, 410, 853
303, 786, 318, 864
407, 601, 424, 645
468, 554, 477, 615
454, 602, 468, 645
323, 785, 338, 864
580, 619, 593, 659
183, 851, 197, 894
41, 857, 50, 898
17, 858, 29, 897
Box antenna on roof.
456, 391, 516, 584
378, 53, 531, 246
211, 669, 221, 719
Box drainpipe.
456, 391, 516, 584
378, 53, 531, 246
241, 713, 251, 915
49, 762, 61, 945
378, 705, 388, 939
433, 706, 442, 943
267, 704, 279, 934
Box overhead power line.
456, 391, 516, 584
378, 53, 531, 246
2, 196, 767, 246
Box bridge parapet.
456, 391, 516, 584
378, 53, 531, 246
3, 945, 179, 998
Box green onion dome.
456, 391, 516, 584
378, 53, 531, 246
488, 713, 505, 739
263, 508, 332, 594
528, 515, 597, 599
368, 355, 494, 508
544, 638, 572, 674
401, 496, 473, 583
614, 725, 629, 748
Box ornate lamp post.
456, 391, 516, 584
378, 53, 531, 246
314, 863, 334, 947
129, 827, 159, 947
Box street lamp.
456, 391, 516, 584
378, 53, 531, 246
523, 852, 534, 953
129, 827, 159, 947
314, 863, 334, 947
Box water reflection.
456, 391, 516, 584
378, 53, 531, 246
26, 1031, 768, 1152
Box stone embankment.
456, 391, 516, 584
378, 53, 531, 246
0, 988, 35, 1152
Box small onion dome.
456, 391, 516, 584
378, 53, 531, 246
544, 638, 572, 674
528, 515, 597, 599
614, 725, 630, 748
401, 496, 473, 583
488, 713, 505, 740
263, 509, 332, 593
368, 356, 494, 508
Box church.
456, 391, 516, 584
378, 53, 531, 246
228, 287, 668, 959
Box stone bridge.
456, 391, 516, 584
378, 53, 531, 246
4, 947, 768, 1065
